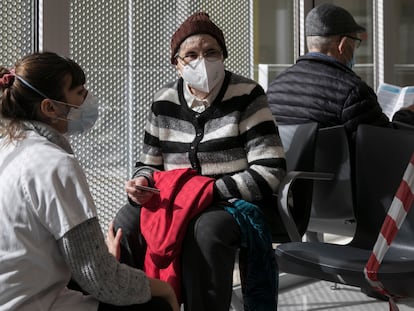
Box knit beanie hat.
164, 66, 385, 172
170, 12, 228, 65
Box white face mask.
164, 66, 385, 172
56, 91, 99, 135
181, 58, 225, 93
14, 75, 98, 135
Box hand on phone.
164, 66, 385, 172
125, 177, 157, 205
135, 185, 160, 193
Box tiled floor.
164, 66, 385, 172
230, 234, 414, 310
275, 234, 414, 310
277, 279, 414, 311
231, 277, 414, 311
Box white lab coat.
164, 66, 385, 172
0, 129, 98, 311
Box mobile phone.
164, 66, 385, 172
135, 185, 160, 193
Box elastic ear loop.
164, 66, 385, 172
15, 75, 48, 99
16, 75, 78, 109
15, 75, 58, 120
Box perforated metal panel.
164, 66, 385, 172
0, 0, 35, 66
67, 1, 253, 229
67, 1, 253, 230
1, 0, 253, 231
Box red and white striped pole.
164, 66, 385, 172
364, 153, 414, 311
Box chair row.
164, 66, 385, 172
275, 123, 414, 305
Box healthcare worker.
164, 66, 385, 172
0, 52, 179, 311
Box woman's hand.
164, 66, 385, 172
149, 278, 180, 311
106, 221, 122, 261
125, 176, 155, 205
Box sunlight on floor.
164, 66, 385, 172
231, 233, 414, 311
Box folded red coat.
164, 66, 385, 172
141, 168, 215, 302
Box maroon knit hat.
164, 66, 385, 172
170, 12, 228, 65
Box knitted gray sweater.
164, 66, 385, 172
58, 217, 151, 305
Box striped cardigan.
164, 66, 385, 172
134, 70, 286, 203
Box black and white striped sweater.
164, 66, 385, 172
135, 71, 286, 203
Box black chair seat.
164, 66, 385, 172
277, 242, 414, 298
277, 242, 414, 277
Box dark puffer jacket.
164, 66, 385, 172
266, 53, 390, 135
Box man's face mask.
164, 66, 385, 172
181, 58, 225, 93
346, 54, 355, 69
344, 36, 360, 70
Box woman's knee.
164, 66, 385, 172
191, 208, 240, 248
112, 203, 146, 268
113, 203, 141, 233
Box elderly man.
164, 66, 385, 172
267, 3, 412, 136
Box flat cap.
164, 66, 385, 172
306, 3, 365, 36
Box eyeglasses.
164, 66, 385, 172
176, 49, 222, 65
344, 35, 362, 48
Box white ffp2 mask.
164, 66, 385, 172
181, 58, 225, 93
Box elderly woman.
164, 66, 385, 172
116, 12, 286, 311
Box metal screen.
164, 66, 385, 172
69, 1, 253, 230
0, 0, 35, 67
1, 0, 253, 231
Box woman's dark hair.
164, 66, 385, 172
0, 51, 85, 140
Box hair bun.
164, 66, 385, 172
0, 69, 16, 89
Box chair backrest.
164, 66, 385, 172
307, 125, 356, 237
351, 124, 414, 249
272, 122, 319, 241
278, 123, 319, 172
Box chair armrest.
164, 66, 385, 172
392, 120, 414, 131
277, 171, 334, 242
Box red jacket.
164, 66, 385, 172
141, 168, 215, 302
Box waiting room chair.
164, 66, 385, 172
275, 124, 414, 306
306, 125, 356, 241
277, 123, 356, 242
276, 122, 334, 241
231, 122, 333, 310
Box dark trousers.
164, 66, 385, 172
113, 203, 241, 311
97, 297, 172, 311
67, 278, 172, 311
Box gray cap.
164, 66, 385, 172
306, 3, 366, 36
